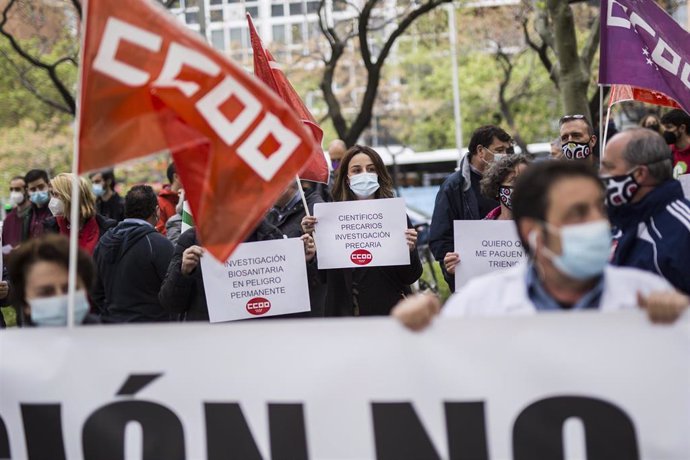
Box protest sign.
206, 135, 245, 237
454, 220, 525, 291
1, 313, 688, 458
200, 238, 310, 322
313, 198, 409, 269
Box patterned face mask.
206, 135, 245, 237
498, 185, 513, 210
601, 169, 639, 207
561, 140, 592, 160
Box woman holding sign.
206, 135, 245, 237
302, 145, 422, 316
443, 154, 530, 277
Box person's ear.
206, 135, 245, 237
634, 165, 651, 185
589, 134, 597, 148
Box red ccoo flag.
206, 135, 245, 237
79, 0, 320, 261
247, 14, 328, 184
609, 84, 682, 110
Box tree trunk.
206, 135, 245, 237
546, 0, 591, 120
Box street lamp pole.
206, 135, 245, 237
447, 2, 463, 168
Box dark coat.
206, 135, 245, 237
429, 155, 482, 292
96, 192, 125, 222
321, 217, 423, 316
610, 180, 690, 294
93, 220, 174, 322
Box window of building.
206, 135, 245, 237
289, 2, 304, 14
210, 0, 223, 4
229, 27, 246, 49
186, 0, 199, 7
211, 30, 225, 50
185, 11, 199, 24
271, 4, 284, 16
210, 9, 224, 22
291, 23, 303, 43
306, 1, 319, 14
272, 24, 286, 44
246, 5, 259, 17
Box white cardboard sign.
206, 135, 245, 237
313, 197, 410, 269
454, 220, 525, 291
201, 238, 310, 322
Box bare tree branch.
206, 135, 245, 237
579, 14, 600, 72
0, 0, 76, 114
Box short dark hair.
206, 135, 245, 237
166, 162, 177, 184
24, 169, 49, 185
661, 109, 690, 130
480, 154, 531, 200
512, 161, 603, 254
8, 234, 95, 324
90, 168, 117, 189
125, 185, 158, 220
467, 125, 513, 159
559, 114, 594, 136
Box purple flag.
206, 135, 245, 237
600, 0, 690, 114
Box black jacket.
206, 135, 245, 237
159, 223, 285, 321
429, 154, 496, 291
93, 220, 174, 322
96, 192, 125, 222
321, 216, 423, 316
266, 190, 323, 238
322, 249, 422, 316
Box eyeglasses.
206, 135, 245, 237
559, 114, 588, 125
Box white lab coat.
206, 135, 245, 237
442, 262, 672, 317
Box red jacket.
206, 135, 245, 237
156, 186, 179, 235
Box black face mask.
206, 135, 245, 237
646, 124, 660, 132
664, 131, 678, 145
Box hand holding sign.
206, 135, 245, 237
182, 245, 205, 276
444, 252, 460, 275
301, 215, 317, 234
405, 228, 418, 251
301, 234, 316, 262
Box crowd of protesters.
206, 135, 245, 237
2, 109, 690, 328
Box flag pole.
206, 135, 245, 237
296, 175, 311, 217
599, 84, 604, 166
67, 0, 89, 328
602, 103, 612, 158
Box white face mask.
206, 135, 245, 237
9, 191, 25, 206
28, 290, 90, 327
349, 172, 380, 198
48, 197, 65, 216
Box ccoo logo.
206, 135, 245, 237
246, 297, 271, 315
350, 249, 373, 266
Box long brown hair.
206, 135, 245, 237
331, 145, 395, 202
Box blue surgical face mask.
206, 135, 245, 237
349, 172, 380, 198
29, 190, 50, 206
28, 290, 90, 327
533, 220, 612, 280
92, 183, 105, 197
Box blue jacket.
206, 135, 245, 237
609, 179, 690, 294
429, 154, 481, 292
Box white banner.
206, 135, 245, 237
0, 313, 688, 459
313, 198, 409, 269
200, 238, 310, 322
454, 220, 525, 291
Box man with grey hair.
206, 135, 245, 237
601, 127, 690, 294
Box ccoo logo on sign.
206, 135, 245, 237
350, 249, 373, 266
246, 297, 271, 315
